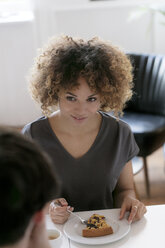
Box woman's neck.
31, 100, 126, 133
49, 111, 102, 136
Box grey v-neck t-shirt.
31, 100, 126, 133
22, 111, 139, 211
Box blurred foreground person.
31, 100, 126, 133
0, 128, 59, 248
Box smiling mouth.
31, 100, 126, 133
71, 115, 87, 121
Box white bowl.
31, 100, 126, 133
47, 228, 62, 247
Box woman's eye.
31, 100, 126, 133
66, 96, 76, 102
87, 97, 97, 102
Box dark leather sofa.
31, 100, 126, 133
122, 53, 165, 196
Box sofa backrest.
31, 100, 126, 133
125, 53, 165, 116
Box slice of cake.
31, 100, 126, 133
82, 214, 113, 237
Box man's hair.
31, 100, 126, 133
0, 127, 60, 246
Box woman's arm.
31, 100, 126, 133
113, 161, 136, 207
113, 161, 147, 223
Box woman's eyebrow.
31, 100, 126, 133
66, 92, 97, 97
66, 92, 77, 97
87, 94, 98, 97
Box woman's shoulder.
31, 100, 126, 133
100, 111, 132, 133
22, 116, 48, 138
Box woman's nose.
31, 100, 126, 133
75, 101, 87, 112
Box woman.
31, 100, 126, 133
23, 35, 147, 225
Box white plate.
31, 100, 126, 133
63, 212, 130, 245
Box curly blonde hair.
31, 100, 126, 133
28, 35, 133, 117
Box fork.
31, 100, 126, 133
66, 208, 88, 225
52, 202, 88, 225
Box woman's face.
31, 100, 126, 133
58, 77, 101, 125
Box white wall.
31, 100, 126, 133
0, 15, 41, 126
51, 5, 153, 53
0, 0, 165, 126
32, 0, 165, 54
154, 10, 165, 54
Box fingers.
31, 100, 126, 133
49, 198, 74, 224
119, 203, 127, 220
50, 206, 70, 224
128, 202, 147, 224
128, 204, 139, 224
55, 198, 68, 207
120, 196, 147, 224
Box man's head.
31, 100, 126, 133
0, 127, 59, 246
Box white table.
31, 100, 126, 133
46, 204, 165, 248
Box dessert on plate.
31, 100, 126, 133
82, 214, 113, 237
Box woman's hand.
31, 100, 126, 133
114, 161, 147, 224
119, 196, 147, 224
49, 198, 74, 224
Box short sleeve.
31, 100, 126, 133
126, 128, 139, 162
119, 121, 139, 163
21, 123, 32, 139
